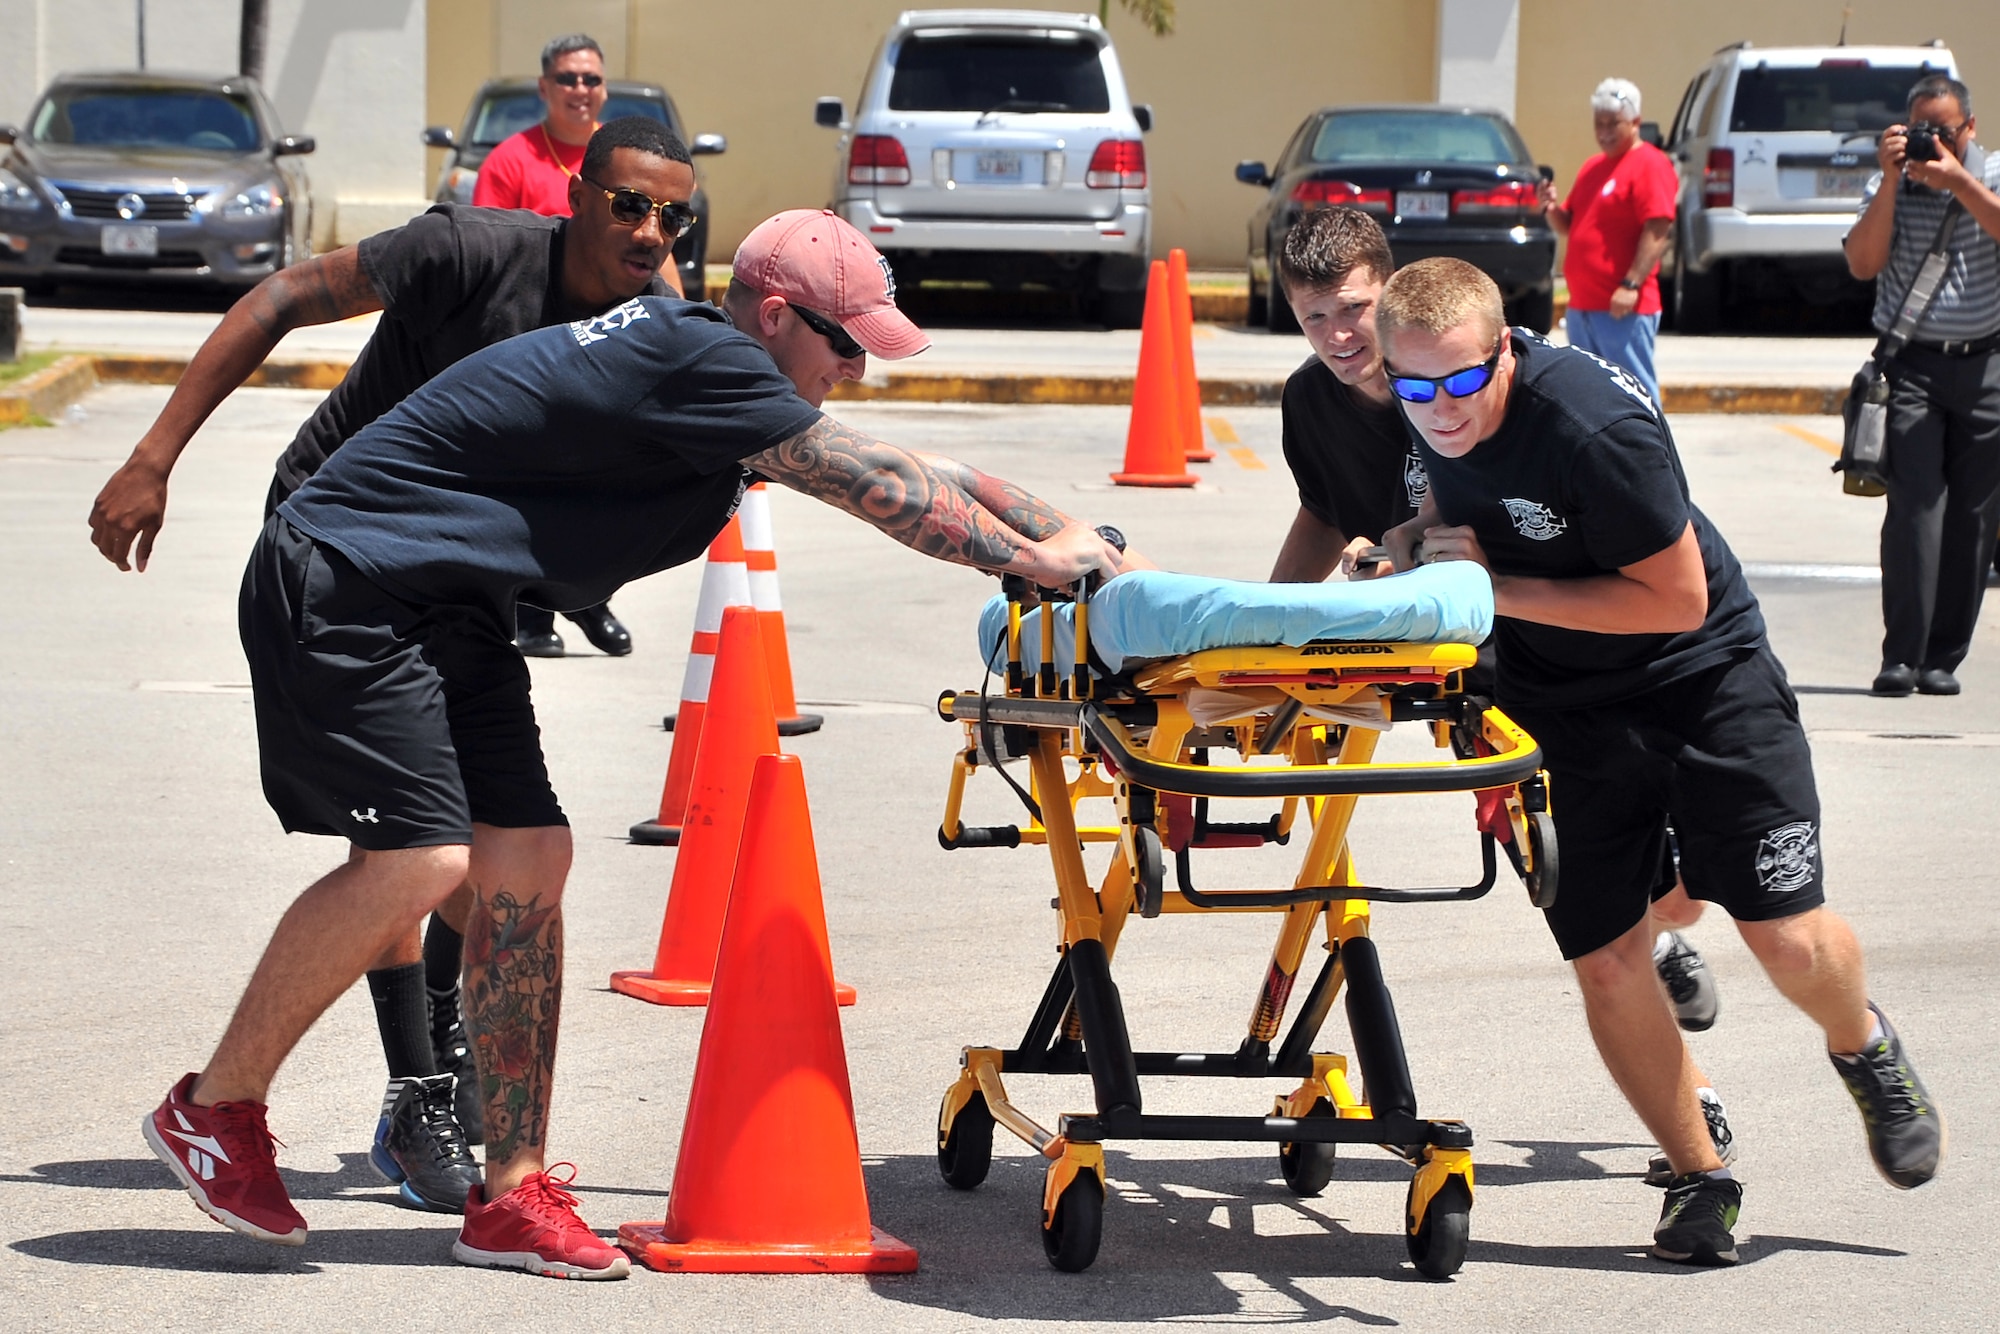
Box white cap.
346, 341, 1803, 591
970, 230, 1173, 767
1591, 78, 1642, 120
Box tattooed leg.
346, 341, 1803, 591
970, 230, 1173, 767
461, 823, 573, 1194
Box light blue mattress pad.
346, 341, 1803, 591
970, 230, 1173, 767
976, 564, 1494, 677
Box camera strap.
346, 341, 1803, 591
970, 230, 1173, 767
1877, 197, 1966, 363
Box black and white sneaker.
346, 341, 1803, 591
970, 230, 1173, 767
1832, 1001, 1943, 1189
1645, 1088, 1736, 1188
1654, 931, 1718, 1032
370, 1073, 482, 1213
430, 986, 484, 1146
1652, 1172, 1741, 1266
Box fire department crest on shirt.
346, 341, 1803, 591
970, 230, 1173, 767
1501, 498, 1567, 540
1404, 450, 1429, 508
1755, 821, 1819, 894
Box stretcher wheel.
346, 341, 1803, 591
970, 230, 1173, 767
1278, 1098, 1337, 1196
1040, 1171, 1105, 1272
1405, 1175, 1471, 1280
937, 1090, 994, 1190
1134, 825, 1165, 919
1525, 811, 1558, 910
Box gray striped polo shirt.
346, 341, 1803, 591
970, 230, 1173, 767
1858, 145, 2000, 341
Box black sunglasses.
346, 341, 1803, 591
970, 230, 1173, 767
788, 303, 866, 360
579, 175, 696, 237
1388, 342, 1504, 404
549, 72, 604, 88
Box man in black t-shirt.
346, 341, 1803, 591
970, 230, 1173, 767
141, 207, 1134, 1278
1379, 258, 1941, 1267
1268, 207, 1426, 583
97, 118, 687, 1213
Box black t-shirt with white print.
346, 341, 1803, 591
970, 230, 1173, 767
1413, 330, 1766, 711
1281, 354, 1427, 542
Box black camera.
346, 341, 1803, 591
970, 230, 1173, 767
1905, 122, 1944, 163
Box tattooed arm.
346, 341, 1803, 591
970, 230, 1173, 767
749, 417, 1125, 587
88, 246, 385, 571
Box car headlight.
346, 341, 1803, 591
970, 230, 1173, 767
219, 183, 282, 217
0, 168, 41, 211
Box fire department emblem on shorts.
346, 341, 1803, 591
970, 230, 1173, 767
1501, 498, 1567, 541
1404, 451, 1429, 507
1755, 821, 1819, 895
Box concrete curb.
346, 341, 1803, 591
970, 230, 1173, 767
0, 354, 98, 425
19, 350, 1849, 415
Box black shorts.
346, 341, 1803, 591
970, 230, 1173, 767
1505, 645, 1825, 960
238, 517, 565, 850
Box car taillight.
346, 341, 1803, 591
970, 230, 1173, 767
1703, 148, 1734, 209
1451, 180, 1537, 217
1290, 179, 1391, 213
848, 135, 911, 186
1086, 139, 1146, 189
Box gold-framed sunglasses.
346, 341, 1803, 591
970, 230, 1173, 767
580, 175, 697, 238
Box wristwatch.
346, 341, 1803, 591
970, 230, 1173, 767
1619, 278, 1642, 291
1094, 523, 1127, 553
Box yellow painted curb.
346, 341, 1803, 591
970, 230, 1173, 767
0, 354, 98, 425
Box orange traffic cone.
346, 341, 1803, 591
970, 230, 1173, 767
613, 606, 857, 1008
634, 520, 750, 845
619, 753, 916, 1273
1167, 248, 1214, 463
738, 482, 823, 738
1111, 260, 1197, 487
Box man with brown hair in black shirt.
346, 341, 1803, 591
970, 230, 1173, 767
89, 115, 686, 1214
1267, 206, 1422, 583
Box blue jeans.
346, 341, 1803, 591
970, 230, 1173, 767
1565, 309, 1662, 409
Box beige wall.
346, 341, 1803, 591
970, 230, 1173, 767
1517, 1, 2000, 197
426, 0, 2000, 269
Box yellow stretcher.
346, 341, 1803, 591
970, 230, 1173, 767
931, 574, 1556, 1276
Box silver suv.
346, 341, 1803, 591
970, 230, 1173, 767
814, 9, 1154, 326
1662, 40, 1958, 331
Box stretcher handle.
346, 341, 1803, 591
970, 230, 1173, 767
1173, 833, 1500, 907
1085, 708, 1543, 798
938, 823, 1023, 850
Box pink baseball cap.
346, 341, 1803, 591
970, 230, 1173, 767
731, 209, 929, 361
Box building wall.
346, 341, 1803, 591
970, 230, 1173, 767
0, 0, 430, 248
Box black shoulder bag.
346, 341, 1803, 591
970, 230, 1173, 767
1836, 195, 1966, 496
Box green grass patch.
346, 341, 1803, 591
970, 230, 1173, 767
0, 350, 62, 387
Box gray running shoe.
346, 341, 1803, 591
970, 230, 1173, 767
1652, 1172, 1741, 1266
1654, 931, 1718, 1032
1645, 1088, 1736, 1187
1832, 1002, 1943, 1189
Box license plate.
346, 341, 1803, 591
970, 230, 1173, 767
1397, 190, 1450, 220
1817, 169, 1869, 197
101, 224, 159, 257
971, 150, 1023, 184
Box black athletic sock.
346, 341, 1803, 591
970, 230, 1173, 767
423, 913, 464, 995
366, 962, 437, 1079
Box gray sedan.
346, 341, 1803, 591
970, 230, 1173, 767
0, 70, 314, 295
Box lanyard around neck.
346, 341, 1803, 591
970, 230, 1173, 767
539, 122, 596, 178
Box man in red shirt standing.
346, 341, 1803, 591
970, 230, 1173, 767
476, 33, 671, 657
1538, 78, 1678, 408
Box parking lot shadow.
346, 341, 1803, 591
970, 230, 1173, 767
4, 1152, 385, 1200
11, 1224, 462, 1275
859, 1148, 1906, 1323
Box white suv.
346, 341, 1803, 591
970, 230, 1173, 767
1663, 41, 1958, 331
814, 9, 1154, 326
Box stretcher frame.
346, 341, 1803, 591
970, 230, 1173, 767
931, 575, 1557, 1276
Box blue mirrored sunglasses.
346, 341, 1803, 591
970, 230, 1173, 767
1388, 344, 1503, 404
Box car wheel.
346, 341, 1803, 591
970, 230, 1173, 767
1674, 234, 1721, 334
1093, 286, 1147, 329
1265, 273, 1298, 334
1246, 261, 1267, 327
1507, 288, 1555, 335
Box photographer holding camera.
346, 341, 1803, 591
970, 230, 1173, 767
1845, 75, 2000, 697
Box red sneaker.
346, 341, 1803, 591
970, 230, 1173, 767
453, 1164, 631, 1280
143, 1073, 307, 1245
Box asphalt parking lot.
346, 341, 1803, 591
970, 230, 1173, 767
3, 386, 1996, 1332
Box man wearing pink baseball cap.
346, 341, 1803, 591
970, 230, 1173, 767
139, 198, 1136, 1278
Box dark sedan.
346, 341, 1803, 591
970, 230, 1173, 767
423, 79, 724, 301
1237, 104, 1555, 333
0, 70, 314, 295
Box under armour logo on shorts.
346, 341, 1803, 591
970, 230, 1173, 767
351, 807, 381, 824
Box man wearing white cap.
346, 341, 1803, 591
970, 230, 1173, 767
140, 203, 1130, 1280
1537, 77, 1678, 407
